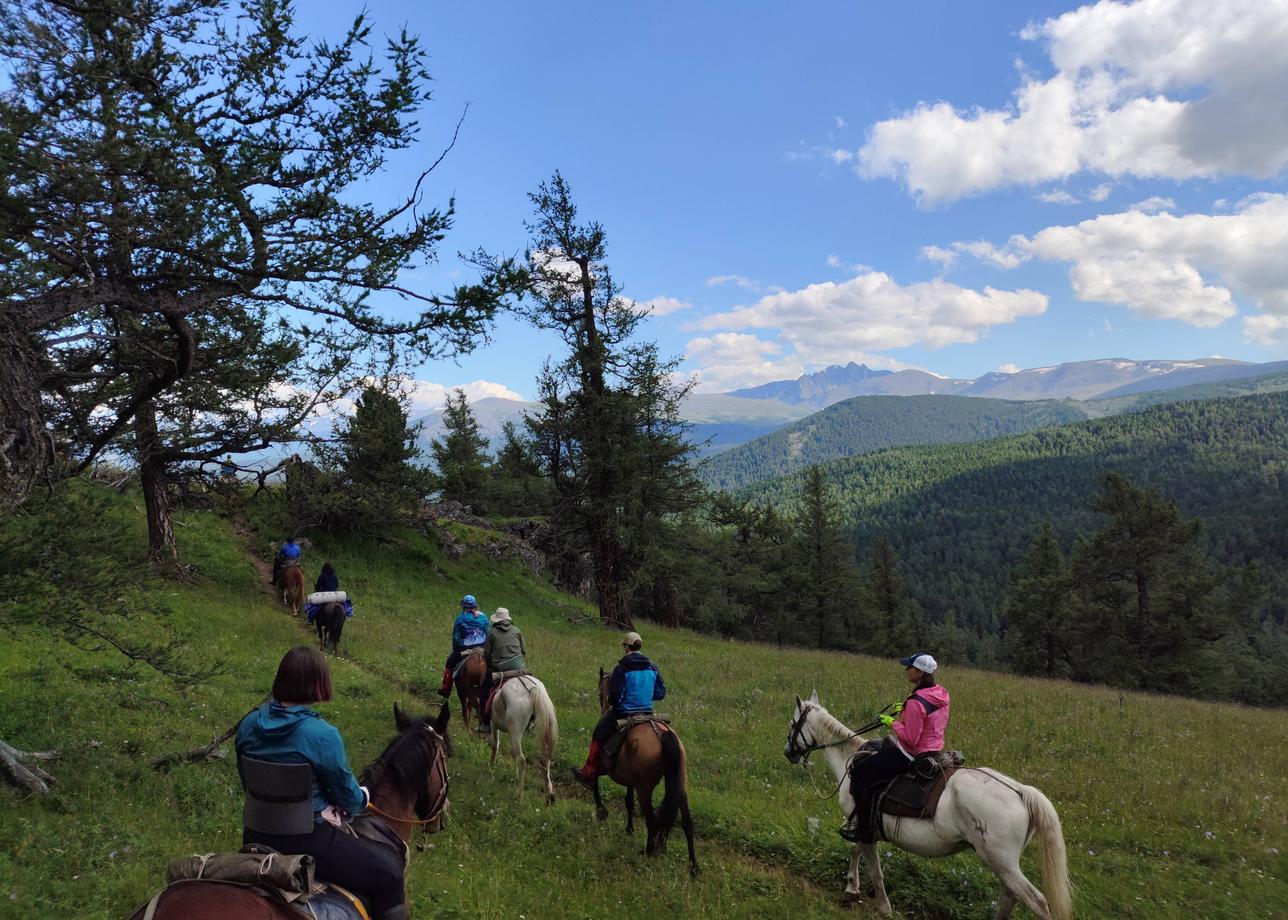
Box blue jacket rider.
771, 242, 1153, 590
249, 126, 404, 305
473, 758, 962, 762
572, 631, 666, 787
272, 537, 302, 584
235, 647, 404, 919
437, 595, 490, 696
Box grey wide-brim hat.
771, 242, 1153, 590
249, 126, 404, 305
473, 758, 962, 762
490, 608, 511, 624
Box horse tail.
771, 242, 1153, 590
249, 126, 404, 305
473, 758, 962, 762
530, 680, 558, 764
653, 729, 688, 853
1022, 783, 1072, 920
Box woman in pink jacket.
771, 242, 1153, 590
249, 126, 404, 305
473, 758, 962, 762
839, 652, 951, 843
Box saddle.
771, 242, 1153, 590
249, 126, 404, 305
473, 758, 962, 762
877, 751, 965, 821
451, 646, 486, 680
603, 713, 672, 761
483, 670, 533, 717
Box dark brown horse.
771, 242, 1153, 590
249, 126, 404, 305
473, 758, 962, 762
279, 564, 305, 617
592, 669, 698, 875
455, 651, 488, 732
315, 602, 346, 653
130, 702, 453, 920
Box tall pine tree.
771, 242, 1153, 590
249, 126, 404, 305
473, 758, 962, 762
1002, 522, 1074, 677
430, 390, 489, 507
789, 466, 867, 650
865, 535, 922, 656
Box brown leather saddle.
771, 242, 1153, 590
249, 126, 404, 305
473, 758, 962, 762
603, 713, 672, 762
483, 670, 533, 716
878, 750, 965, 821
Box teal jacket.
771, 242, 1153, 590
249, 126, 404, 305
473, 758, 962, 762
235, 701, 365, 820
452, 611, 489, 650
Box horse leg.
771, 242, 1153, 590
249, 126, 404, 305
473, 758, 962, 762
591, 777, 607, 821
993, 888, 1018, 920
624, 787, 635, 834
844, 843, 863, 898
639, 784, 659, 855
979, 846, 1050, 920
680, 797, 699, 877
489, 725, 500, 766
510, 730, 526, 800
858, 842, 893, 917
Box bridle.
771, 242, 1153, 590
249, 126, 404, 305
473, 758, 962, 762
786, 702, 862, 767
366, 723, 450, 830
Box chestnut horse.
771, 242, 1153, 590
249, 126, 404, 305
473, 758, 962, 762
455, 651, 488, 731
279, 564, 305, 617
588, 669, 698, 875
130, 702, 453, 920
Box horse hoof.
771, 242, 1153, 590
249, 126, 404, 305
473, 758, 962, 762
595, 808, 608, 822
546, 793, 556, 805
689, 864, 701, 879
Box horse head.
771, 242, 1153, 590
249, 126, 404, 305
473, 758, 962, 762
784, 689, 821, 764
361, 702, 453, 837
597, 667, 610, 714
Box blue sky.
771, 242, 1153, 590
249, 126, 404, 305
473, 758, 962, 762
310, 0, 1288, 407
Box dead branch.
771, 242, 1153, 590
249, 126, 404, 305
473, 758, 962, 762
0, 739, 61, 794
150, 696, 269, 772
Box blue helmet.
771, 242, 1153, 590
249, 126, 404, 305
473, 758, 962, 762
461, 594, 478, 610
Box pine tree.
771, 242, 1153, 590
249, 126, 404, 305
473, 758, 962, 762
295, 385, 431, 533
789, 466, 867, 650
430, 390, 489, 507
865, 535, 922, 656
1002, 523, 1074, 677
485, 422, 549, 516
1069, 473, 1227, 691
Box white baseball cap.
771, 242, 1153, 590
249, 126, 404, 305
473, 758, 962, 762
898, 652, 938, 674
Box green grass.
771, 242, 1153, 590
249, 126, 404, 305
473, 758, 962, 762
2, 488, 1285, 918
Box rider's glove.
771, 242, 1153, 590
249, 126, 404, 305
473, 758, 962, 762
891, 702, 903, 715
878, 714, 896, 729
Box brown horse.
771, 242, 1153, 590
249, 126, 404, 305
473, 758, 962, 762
130, 702, 453, 920
279, 564, 305, 617
591, 669, 699, 875
455, 651, 488, 731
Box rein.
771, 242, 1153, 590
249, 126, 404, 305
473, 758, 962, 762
787, 702, 889, 800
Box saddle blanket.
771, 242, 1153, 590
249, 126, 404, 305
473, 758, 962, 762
483, 671, 534, 717
604, 714, 672, 760
305, 600, 354, 623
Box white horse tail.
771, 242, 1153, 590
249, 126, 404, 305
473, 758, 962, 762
1021, 783, 1072, 920
530, 679, 558, 764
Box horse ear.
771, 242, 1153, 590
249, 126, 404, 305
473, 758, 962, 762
809, 689, 819, 704
394, 701, 410, 731
795, 694, 803, 710
434, 701, 451, 732
599, 666, 605, 680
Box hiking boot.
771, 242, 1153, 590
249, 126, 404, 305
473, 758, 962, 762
837, 821, 863, 843
570, 767, 598, 792
476, 722, 491, 734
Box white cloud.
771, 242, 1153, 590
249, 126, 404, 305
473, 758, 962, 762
1129, 196, 1176, 213
921, 240, 1027, 271
684, 333, 804, 392
705, 274, 762, 291
834, 115, 847, 129
695, 271, 1047, 364
1088, 183, 1113, 202
997, 363, 1021, 374
855, 0, 1288, 204
1037, 189, 1080, 205
1243, 314, 1288, 345
635, 295, 691, 317
405, 379, 525, 415
826, 254, 844, 268
946, 193, 1288, 330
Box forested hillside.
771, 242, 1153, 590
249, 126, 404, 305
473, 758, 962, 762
739, 392, 1288, 657
702, 395, 1087, 490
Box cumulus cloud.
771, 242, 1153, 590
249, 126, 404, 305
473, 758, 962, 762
943, 193, 1288, 331
852, 0, 1288, 204
997, 363, 1022, 374
1088, 183, 1113, 202
695, 272, 1048, 365
1037, 189, 1080, 205
405, 379, 526, 415
684, 333, 804, 392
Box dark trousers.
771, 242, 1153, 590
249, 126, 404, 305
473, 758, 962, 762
592, 709, 647, 743
244, 821, 404, 913
847, 739, 912, 844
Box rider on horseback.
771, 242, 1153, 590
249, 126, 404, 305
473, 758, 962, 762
235, 647, 406, 919
272, 536, 302, 586
839, 652, 951, 843
437, 594, 490, 697
572, 631, 665, 790
476, 607, 526, 734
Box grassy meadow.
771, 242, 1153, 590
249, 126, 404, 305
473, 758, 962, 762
1, 488, 1285, 919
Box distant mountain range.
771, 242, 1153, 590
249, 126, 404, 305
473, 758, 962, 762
703, 366, 1288, 490
725, 357, 1279, 408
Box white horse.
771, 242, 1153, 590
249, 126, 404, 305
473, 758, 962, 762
486, 675, 559, 802
785, 691, 1071, 920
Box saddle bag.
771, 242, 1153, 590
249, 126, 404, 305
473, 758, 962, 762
166, 850, 316, 899
307, 590, 347, 605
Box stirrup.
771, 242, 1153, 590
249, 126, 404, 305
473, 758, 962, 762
570, 767, 597, 791
837, 820, 864, 843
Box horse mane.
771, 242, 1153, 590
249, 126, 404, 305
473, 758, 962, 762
360, 719, 452, 793
809, 703, 863, 745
